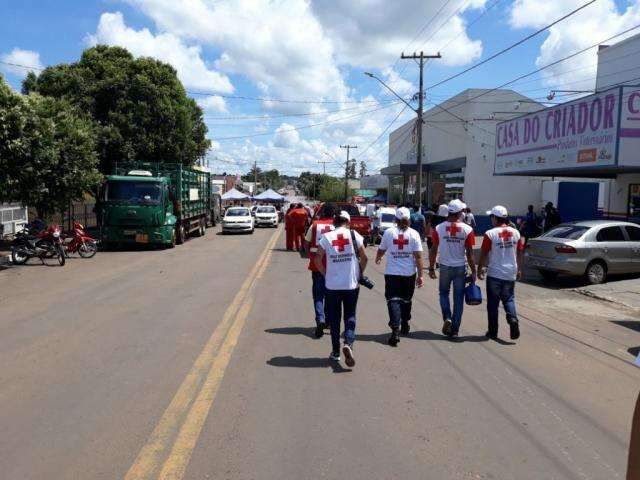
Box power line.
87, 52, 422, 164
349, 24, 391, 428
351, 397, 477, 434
211, 101, 402, 141
188, 90, 405, 105
359, 103, 412, 159
426, 0, 596, 90
202, 102, 387, 120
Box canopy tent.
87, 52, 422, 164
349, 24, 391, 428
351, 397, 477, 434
252, 189, 285, 202
221, 188, 250, 200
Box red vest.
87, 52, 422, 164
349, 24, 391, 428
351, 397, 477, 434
307, 219, 334, 272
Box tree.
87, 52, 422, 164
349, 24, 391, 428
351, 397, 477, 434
24, 45, 210, 174
359, 160, 367, 178
0, 76, 101, 218
348, 160, 356, 179
319, 176, 352, 202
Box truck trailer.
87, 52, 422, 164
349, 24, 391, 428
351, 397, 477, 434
99, 162, 211, 248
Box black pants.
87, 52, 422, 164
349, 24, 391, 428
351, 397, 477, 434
384, 274, 416, 329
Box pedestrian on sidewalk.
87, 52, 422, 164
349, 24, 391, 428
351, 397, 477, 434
477, 206, 524, 341
304, 203, 336, 338
315, 211, 367, 367
428, 199, 476, 340
375, 207, 424, 347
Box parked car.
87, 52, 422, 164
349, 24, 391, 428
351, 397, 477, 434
371, 207, 397, 244
254, 206, 278, 228
222, 207, 254, 234
524, 220, 640, 284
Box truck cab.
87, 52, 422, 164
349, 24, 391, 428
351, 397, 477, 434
99, 171, 178, 247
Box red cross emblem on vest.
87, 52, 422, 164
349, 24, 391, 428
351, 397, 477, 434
498, 228, 513, 242
331, 233, 350, 252
319, 225, 332, 235
446, 223, 461, 237
393, 234, 409, 250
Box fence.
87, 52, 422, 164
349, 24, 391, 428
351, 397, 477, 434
33, 201, 98, 232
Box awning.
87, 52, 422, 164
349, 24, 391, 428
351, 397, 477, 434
221, 188, 250, 200
253, 188, 285, 201
381, 157, 466, 176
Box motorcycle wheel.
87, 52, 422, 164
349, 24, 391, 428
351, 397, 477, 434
56, 245, 66, 266
78, 241, 98, 258
11, 248, 28, 265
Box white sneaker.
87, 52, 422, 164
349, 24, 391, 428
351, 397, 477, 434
329, 351, 341, 362
342, 345, 355, 367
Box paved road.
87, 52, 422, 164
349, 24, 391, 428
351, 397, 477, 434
0, 226, 638, 479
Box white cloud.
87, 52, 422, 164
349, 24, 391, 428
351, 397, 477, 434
0, 48, 43, 77
273, 123, 301, 148
197, 95, 227, 113
510, 0, 640, 90
88, 12, 233, 93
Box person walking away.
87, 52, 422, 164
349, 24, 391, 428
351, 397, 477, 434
543, 202, 562, 232
315, 211, 367, 366
285, 204, 295, 250
428, 199, 476, 340
463, 207, 477, 231
375, 207, 424, 347
410, 205, 427, 242
520, 204, 540, 244
304, 203, 336, 338
628, 389, 640, 480
290, 203, 308, 251
477, 206, 523, 341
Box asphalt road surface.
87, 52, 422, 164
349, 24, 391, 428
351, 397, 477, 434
1, 225, 639, 480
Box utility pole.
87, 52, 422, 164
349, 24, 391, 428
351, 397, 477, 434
400, 51, 441, 206
318, 159, 330, 175
340, 144, 357, 201
253, 159, 258, 195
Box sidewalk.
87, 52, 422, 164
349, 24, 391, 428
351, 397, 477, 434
574, 277, 640, 311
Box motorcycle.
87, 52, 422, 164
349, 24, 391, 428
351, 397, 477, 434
63, 221, 97, 258
11, 222, 66, 266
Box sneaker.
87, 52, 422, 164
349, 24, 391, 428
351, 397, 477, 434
388, 329, 400, 347
342, 345, 356, 367
323, 322, 330, 330
509, 321, 520, 340
485, 330, 498, 340
315, 324, 325, 339
450, 331, 461, 342
329, 351, 341, 362
400, 321, 410, 336
442, 319, 452, 336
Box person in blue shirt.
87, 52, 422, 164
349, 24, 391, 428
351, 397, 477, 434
409, 205, 427, 242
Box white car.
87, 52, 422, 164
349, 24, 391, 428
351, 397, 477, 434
372, 207, 397, 243
254, 205, 279, 228
222, 207, 254, 234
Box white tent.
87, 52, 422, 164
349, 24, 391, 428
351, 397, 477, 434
221, 188, 250, 200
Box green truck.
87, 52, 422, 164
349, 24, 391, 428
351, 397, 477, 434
99, 162, 211, 248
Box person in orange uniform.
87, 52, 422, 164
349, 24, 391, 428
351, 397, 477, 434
290, 203, 308, 251
304, 203, 336, 338
285, 204, 295, 250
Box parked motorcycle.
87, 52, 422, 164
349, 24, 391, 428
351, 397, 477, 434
63, 221, 97, 258
11, 222, 66, 266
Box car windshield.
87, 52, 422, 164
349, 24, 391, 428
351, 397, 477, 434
542, 225, 589, 239
257, 207, 275, 213
339, 205, 361, 217
380, 213, 396, 223
107, 181, 162, 204
226, 209, 250, 217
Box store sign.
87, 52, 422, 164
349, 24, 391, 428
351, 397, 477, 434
495, 88, 620, 174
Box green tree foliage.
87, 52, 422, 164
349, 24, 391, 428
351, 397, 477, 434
359, 160, 367, 178
0, 76, 101, 217
24, 45, 210, 174
297, 171, 352, 201
318, 176, 353, 202
242, 166, 284, 191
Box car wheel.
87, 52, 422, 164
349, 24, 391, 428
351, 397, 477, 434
538, 269, 558, 281
585, 260, 607, 285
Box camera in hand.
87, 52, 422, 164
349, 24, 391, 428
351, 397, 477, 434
359, 276, 375, 290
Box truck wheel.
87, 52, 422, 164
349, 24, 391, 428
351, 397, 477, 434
200, 219, 206, 236
176, 224, 186, 244
167, 230, 176, 248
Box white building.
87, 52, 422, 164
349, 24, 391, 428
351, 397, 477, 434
383, 89, 543, 219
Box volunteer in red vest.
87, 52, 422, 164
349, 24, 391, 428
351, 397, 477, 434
315, 210, 367, 367
477, 205, 524, 340
285, 204, 295, 250
290, 203, 308, 251
375, 207, 424, 347
304, 203, 336, 338
428, 199, 476, 340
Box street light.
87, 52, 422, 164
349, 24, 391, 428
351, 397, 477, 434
364, 72, 416, 112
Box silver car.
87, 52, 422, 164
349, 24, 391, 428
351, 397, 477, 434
525, 220, 640, 284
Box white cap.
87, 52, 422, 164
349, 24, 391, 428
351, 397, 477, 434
486, 205, 508, 218
448, 199, 467, 214
339, 210, 351, 222
437, 204, 449, 217
395, 207, 410, 220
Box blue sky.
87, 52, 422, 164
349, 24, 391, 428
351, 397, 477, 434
2, 0, 639, 176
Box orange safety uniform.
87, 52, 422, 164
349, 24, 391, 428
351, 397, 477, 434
290, 208, 308, 250
285, 208, 295, 250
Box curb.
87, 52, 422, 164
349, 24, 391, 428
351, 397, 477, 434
572, 287, 639, 311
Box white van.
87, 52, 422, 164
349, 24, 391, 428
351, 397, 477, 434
372, 207, 397, 244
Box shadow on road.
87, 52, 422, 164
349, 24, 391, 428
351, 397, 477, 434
612, 320, 640, 333
629, 346, 640, 358
266, 356, 351, 373
264, 327, 316, 339
409, 330, 491, 343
